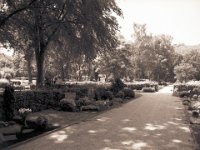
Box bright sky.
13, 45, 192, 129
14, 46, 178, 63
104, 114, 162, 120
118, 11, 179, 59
116, 0, 200, 45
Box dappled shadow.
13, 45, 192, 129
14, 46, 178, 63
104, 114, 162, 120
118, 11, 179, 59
49, 130, 68, 143
121, 127, 137, 133
41, 115, 193, 150
144, 123, 166, 131
97, 117, 110, 122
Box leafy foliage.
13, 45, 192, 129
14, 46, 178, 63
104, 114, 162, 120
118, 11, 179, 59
174, 63, 197, 82
0, 0, 122, 87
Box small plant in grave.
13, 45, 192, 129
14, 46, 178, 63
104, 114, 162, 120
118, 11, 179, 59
18, 108, 32, 119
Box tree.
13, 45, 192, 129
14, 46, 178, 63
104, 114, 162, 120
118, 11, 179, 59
174, 63, 197, 82
97, 40, 133, 81
0, 0, 122, 87
183, 49, 200, 80
152, 35, 176, 81
132, 23, 155, 80
132, 24, 177, 82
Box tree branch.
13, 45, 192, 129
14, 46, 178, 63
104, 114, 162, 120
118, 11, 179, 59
0, 0, 37, 27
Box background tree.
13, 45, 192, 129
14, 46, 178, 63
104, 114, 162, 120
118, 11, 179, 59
183, 49, 200, 80
174, 63, 197, 82
152, 35, 176, 81
96, 37, 133, 81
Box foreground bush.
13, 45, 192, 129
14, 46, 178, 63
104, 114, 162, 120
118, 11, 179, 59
59, 98, 76, 112
122, 88, 135, 98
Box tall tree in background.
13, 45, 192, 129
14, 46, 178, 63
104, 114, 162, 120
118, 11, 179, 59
153, 35, 175, 81
183, 50, 200, 80
132, 23, 155, 79
0, 0, 122, 87
174, 63, 197, 82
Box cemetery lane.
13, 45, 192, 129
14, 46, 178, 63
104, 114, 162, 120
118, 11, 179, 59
11, 87, 195, 150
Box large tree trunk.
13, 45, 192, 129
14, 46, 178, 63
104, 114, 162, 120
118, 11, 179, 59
27, 59, 32, 83
60, 65, 65, 81
35, 51, 45, 88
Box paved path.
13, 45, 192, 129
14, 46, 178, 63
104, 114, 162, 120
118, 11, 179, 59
10, 87, 195, 150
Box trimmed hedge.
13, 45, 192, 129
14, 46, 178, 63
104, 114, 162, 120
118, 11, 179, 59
15, 90, 65, 112
173, 84, 200, 97
142, 87, 155, 92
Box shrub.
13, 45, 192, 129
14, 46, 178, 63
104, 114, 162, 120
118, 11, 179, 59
0, 79, 9, 88
94, 100, 109, 111
15, 90, 65, 112
179, 91, 190, 98
75, 86, 89, 100
142, 87, 155, 92
111, 78, 126, 94
59, 98, 76, 112
122, 88, 135, 98
25, 115, 48, 130
94, 88, 113, 100
111, 98, 123, 106
101, 91, 113, 100
81, 105, 100, 111
76, 97, 92, 108
115, 91, 124, 99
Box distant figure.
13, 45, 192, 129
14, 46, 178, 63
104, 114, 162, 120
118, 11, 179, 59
2, 85, 15, 121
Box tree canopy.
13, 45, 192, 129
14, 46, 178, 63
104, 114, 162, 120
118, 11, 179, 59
0, 0, 122, 87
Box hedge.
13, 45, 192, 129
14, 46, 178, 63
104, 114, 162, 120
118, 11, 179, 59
14, 90, 65, 112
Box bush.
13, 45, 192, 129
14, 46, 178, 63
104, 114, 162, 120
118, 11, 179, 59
81, 105, 100, 111
75, 86, 89, 100
101, 91, 113, 100
122, 88, 135, 98
111, 78, 126, 94
15, 90, 65, 112
76, 97, 92, 108
179, 91, 190, 98
111, 98, 123, 106
94, 88, 113, 100
115, 91, 124, 99
0, 79, 9, 88
142, 87, 155, 92
94, 100, 109, 111
25, 115, 48, 130
59, 98, 76, 112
